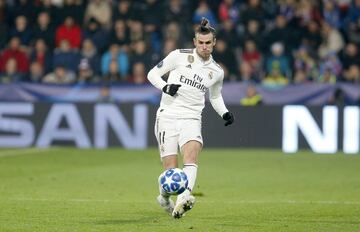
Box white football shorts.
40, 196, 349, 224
154, 116, 203, 159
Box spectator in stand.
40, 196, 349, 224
240, 84, 262, 106
162, 0, 192, 43
318, 21, 344, 58
213, 38, 238, 81
103, 59, 122, 83
36, 0, 61, 27
293, 45, 318, 82
339, 42, 360, 76
84, 0, 112, 30
239, 61, 257, 82
0, 0, 10, 22
323, 0, 341, 29
60, 0, 85, 26
1, 0, 360, 87
141, 0, 162, 53
0, 0, 9, 49
241, 19, 265, 53
130, 40, 153, 71
318, 51, 342, 83
318, 67, 337, 83
336, 0, 352, 12
109, 19, 130, 52
42, 64, 76, 84
265, 42, 291, 79
32, 11, 55, 49
30, 38, 52, 74
265, 14, 296, 53
112, 0, 135, 27
163, 0, 191, 25
217, 19, 238, 48
301, 20, 322, 52
77, 58, 98, 83
218, 0, 241, 24
9, 15, 32, 46
27, 61, 45, 82
11, 0, 36, 24
342, 64, 360, 83
129, 20, 144, 42
162, 38, 177, 57
344, 0, 360, 29
128, 62, 148, 84
293, 69, 311, 84
345, 13, 360, 45
0, 58, 24, 83
0, 37, 29, 74
262, 64, 289, 87
141, 0, 163, 34
294, 0, 322, 28
98, 84, 115, 102
53, 38, 80, 72
241, 39, 262, 81
80, 38, 100, 76
101, 43, 129, 81
44, 0, 63, 8
192, 1, 218, 26
240, 0, 266, 31
55, 16, 82, 49
162, 21, 188, 48
278, 0, 297, 22
82, 17, 108, 54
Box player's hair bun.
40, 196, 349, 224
200, 17, 209, 28
196, 17, 216, 36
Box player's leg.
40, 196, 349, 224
172, 119, 203, 218
181, 140, 202, 194
157, 156, 177, 214
155, 117, 179, 214
158, 154, 177, 202
172, 141, 201, 218
162, 154, 178, 169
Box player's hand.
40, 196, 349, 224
222, 112, 234, 126
162, 84, 181, 96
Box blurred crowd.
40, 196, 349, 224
0, 0, 360, 86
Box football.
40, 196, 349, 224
158, 168, 188, 195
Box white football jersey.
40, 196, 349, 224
147, 49, 228, 120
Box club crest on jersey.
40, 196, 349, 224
208, 71, 213, 79
187, 55, 194, 63
157, 60, 163, 68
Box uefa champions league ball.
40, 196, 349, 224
159, 168, 188, 195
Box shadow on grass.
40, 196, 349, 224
95, 218, 154, 225
93, 214, 162, 225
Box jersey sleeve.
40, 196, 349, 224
209, 71, 229, 117
147, 50, 179, 90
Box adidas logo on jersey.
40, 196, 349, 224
186, 64, 192, 69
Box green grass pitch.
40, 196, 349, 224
0, 148, 360, 232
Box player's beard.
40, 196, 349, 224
197, 50, 211, 61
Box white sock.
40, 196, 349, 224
181, 163, 198, 196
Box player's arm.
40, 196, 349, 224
209, 73, 234, 126
147, 50, 181, 96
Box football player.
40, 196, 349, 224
147, 18, 234, 218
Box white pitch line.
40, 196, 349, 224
6, 198, 360, 205
0, 148, 57, 158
